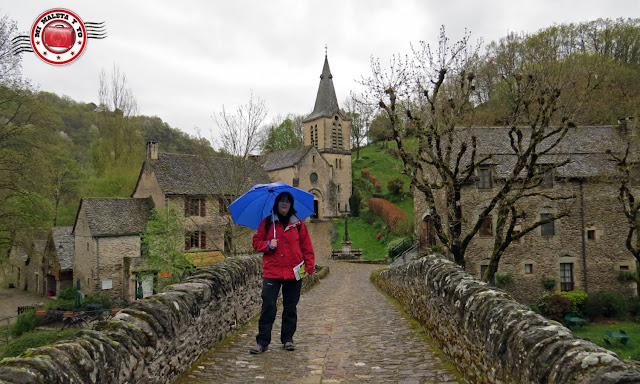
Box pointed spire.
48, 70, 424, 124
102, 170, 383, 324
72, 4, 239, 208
305, 53, 339, 121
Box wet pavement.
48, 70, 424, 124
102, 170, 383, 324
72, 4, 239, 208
174, 222, 463, 384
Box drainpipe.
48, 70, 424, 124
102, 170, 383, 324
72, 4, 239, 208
96, 238, 100, 290
579, 181, 588, 292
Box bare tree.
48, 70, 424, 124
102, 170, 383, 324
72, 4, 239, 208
193, 92, 269, 255
213, 91, 266, 159
343, 94, 372, 160
0, 13, 23, 87
360, 26, 577, 279
94, 64, 142, 176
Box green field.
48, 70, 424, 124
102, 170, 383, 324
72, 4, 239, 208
571, 322, 640, 361
332, 142, 415, 260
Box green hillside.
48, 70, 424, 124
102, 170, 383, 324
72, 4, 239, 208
332, 141, 415, 261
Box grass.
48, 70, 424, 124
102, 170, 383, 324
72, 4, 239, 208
353, 141, 411, 195
332, 215, 390, 260
331, 142, 416, 261
571, 321, 640, 361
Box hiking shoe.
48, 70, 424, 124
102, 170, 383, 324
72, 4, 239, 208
283, 341, 295, 351
249, 344, 268, 354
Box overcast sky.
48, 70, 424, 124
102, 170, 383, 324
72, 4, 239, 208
3, 1, 638, 146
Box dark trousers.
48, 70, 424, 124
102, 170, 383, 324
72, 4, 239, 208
256, 278, 302, 347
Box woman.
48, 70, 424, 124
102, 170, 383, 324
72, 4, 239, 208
249, 191, 315, 354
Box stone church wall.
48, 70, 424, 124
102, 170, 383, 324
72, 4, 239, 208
0, 255, 325, 384
372, 254, 640, 384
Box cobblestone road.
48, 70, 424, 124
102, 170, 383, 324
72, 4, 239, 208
174, 222, 462, 384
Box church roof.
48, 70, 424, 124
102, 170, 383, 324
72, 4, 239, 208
304, 55, 340, 122
262, 146, 313, 171
149, 153, 270, 195
77, 198, 154, 237
51, 226, 74, 271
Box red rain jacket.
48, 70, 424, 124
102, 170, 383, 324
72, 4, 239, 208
252, 215, 315, 279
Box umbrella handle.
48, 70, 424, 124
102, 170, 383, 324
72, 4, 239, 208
272, 212, 276, 239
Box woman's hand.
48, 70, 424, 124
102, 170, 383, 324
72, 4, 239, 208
269, 238, 278, 248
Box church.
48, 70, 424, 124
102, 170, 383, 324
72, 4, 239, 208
262, 54, 352, 219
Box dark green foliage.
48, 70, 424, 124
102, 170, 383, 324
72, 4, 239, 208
349, 190, 361, 217
56, 286, 77, 301
556, 290, 588, 316
542, 276, 557, 291
584, 291, 629, 320
387, 177, 404, 195
540, 294, 573, 322
10, 310, 38, 337
386, 237, 412, 260
1, 329, 82, 358
83, 293, 112, 310
495, 273, 515, 288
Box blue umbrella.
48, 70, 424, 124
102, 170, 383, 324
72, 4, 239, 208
229, 181, 316, 230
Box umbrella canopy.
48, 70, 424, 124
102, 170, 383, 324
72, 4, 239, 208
229, 181, 315, 230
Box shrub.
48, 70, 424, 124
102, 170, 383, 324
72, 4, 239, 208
541, 276, 556, 291
368, 197, 409, 235
540, 294, 573, 322
83, 293, 112, 310
361, 169, 382, 192
387, 177, 404, 195
584, 291, 629, 320
10, 310, 38, 337
495, 273, 514, 288
349, 190, 361, 217
57, 286, 77, 301
46, 298, 75, 311
1, 329, 81, 359
556, 290, 588, 315
386, 237, 413, 260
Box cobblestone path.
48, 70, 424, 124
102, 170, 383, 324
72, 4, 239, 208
175, 223, 462, 384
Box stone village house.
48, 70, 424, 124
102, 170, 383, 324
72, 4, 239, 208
415, 125, 639, 304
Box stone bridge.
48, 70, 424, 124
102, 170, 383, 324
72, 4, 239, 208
1, 222, 640, 383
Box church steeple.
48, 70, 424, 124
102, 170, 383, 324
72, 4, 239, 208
305, 54, 339, 121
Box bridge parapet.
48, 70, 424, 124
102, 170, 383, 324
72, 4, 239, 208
0, 255, 324, 384
372, 254, 640, 384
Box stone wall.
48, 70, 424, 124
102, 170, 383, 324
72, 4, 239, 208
0, 255, 326, 384
372, 255, 640, 384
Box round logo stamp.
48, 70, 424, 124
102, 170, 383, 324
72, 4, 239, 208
30, 9, 87, 65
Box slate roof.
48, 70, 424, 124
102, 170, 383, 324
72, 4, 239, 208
304, 55, 340, 122
262, 146, 313, 171
51, 226, 74, 271
150, 153, 270, 195
79, 198, 154, 237
444, 126, 633, 179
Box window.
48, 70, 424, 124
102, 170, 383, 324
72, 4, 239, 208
480, 265, 488, 279
541, 214, 555, 236
310, 172, 318, 183
101, 279, 113, 290
185, 231, 207, 250
480, 216, 493, 237
218, 197, 228, 215
620, 265, 630, 271
185, 197, 206, 217
525, 264, 533, 274
560, 263, 574, 291
477, 167, 492, 189
587, 230, 595, 240
535, 165, 554, 188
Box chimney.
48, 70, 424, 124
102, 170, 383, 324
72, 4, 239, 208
146, 140, 158, 160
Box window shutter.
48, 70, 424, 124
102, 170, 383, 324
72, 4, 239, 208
200, 198, 206, 217
185, 234, 191, 250
184, 198, 189, 216
200, 232, 206, 249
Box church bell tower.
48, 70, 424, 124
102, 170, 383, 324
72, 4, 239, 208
303, 54, 352, 216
